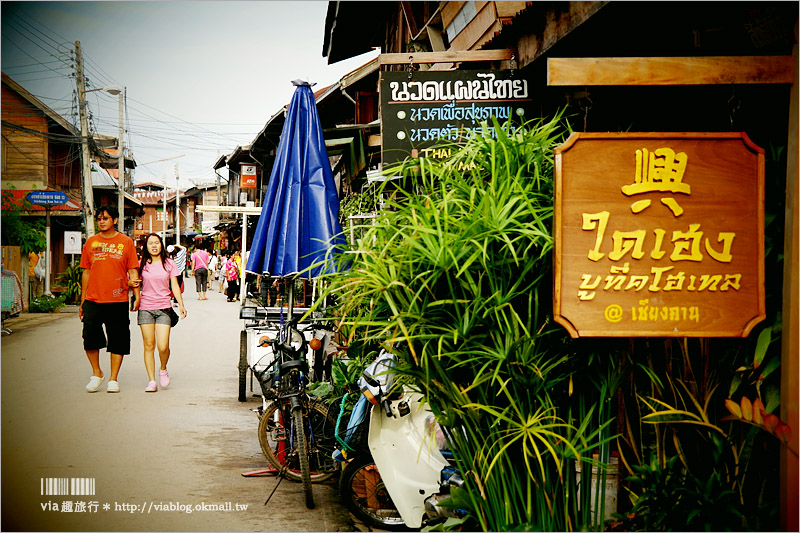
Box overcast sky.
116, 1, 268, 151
1, 1, 378, 188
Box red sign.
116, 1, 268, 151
553, 132, 765, 338
241, 164, 257, 189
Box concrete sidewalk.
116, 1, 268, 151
1, 284, 361, 532
2, 306, 77, 335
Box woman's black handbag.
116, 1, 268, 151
168, 307, 180, 327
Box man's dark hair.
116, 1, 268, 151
96, 205, 119, 220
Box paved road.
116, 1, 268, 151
1, 279, 365, 532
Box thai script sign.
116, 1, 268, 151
553, 132, 765, 338
26, 191, 68, 206
380, 70, 533, 165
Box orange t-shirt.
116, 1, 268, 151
80, 232, 139, 303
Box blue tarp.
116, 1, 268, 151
246, 80, 346, 280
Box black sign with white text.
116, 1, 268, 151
380, 69, 533, 165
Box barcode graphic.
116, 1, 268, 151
40, 478, 95, 496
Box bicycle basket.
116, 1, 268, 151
276, 359, 308, 397
334, 393, 370, 453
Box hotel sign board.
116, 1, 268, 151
553, 132, 765, 338
380, 70, 533, 165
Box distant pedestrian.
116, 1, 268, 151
218, 255, 228, 294
269, 277, 279, 307
132, 233, 186, 392
191, 245, 210, 300
79, 205, 140, 393
208, 253, 219, 291
167, 244, 186, 296
225, 253, 240, 302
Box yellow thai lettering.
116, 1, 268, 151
671, 224, 704, 261
663, 271, 685, 291
578, 274, 602, 300
648, 266, 674, 291
604, 263, 630, 291
609, 230, 647, 261
651, 228, 667, 259
697, 274, 722, 291
705, 232, 735, 262
624, 275, 650, 291
721, 274, 742, 291
582, 211, 609, 261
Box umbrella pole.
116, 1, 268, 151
286, 278, 295, 323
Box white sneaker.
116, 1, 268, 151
85, 375, 105, 392
107, 380, 120, 393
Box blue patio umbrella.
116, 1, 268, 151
246, 80, 346, 308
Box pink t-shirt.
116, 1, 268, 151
192, 249, 210, 271
139, 258, 178, 311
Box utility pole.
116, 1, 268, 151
215, 149, 222, 208
75, 41, 95, 237
175, 163, 181, 245
117, 87, 125, 233
162, 174, 167, 242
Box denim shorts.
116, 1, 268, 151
137, 308, 172, 326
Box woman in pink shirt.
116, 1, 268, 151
133, 233, 187, 392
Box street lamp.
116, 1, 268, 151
85, 85, 125, 233
102, 86, 126, 233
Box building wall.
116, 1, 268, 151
1, 84, 49, 190
134, 205, 170, 239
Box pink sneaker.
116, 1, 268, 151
159, 369, 170, 388
145, 381, 157, 392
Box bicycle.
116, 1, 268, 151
251, 318, 339, 509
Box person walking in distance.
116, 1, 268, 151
80, 205, 140, 393
218, 254, 228, 294
130, 233, 186, 392
191, 245, 210, 300
225, 252, 240, 302
208, 252, 219, 291
168, 244, 186, 292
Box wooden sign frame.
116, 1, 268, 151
553, 132, 765, 338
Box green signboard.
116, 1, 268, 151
380, 69, 533, 165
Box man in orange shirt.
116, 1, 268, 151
79, 206, 140, 393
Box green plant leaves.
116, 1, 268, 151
321, 114, 626, 531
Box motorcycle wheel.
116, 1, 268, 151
238, 330, 248, 402
340, 454, 407, 531
293, 407, 314, 509
258, 400, 337, 483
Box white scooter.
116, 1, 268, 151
338, 351, 465, 530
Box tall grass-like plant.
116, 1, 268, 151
320, 115, 619, 531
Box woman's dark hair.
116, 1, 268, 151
139, 233, 168, 275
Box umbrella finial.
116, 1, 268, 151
291, 79, 315, 87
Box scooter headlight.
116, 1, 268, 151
287, 328, 305, 352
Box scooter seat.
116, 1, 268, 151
278, 359, 308, 375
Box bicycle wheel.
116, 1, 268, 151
293, 407, 314, 509
258, 400, 337, 482
238, 330, 248, 402
340, 454, 406, 531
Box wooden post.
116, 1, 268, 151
779, 20, 798, 533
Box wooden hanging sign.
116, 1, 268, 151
553, 132, 765, 338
